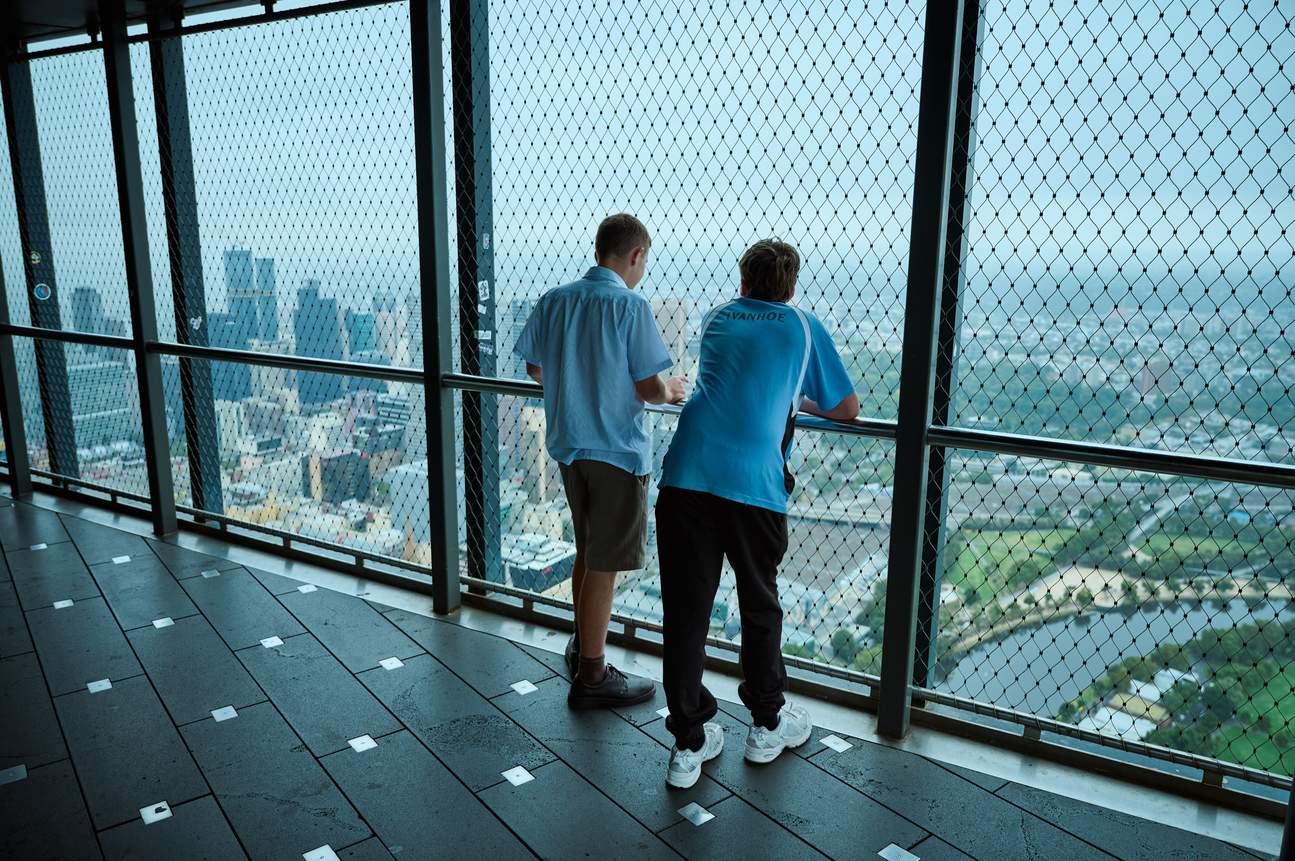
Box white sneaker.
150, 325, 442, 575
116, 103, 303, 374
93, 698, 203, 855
666, 722, 724, 789
744, 702, 813, 764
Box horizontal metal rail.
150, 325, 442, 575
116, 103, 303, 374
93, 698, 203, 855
912, 684, 1288, 790
930, 425, 1295, 492
12, 0, 407, 59
145, 340, 426, 384
0, 323, 135, 351
443, 372, 900, 439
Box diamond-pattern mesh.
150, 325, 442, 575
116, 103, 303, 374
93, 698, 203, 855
949, 1, 1295, 463
458, 388, 893, 672
929, 451, 1295, 776
914, 0, 1295, 780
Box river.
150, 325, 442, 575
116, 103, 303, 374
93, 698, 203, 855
934, 598, 1295, 717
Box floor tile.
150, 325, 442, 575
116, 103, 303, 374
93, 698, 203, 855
180, 568, 303, 650
90, 555, 197, 632
278, 586, 423, 672
0, 652, 67, 771
0, 580, 32, 657
0, 504, 70, 551
99, 795, 247, 861
658, 794, 828, 860
479, 759, 676, 860
237, 633, 400, 755
358, 653, 553, 791
26, 597, 142, 695
59, 516, 151, 566
385, 609, 554, 697
127, 615, 265, 725
7, 541, 98, 611
147, 540, 243, 580
517, 638, 574, 682
643, 711, 926, 859
924, 758, 1010, 793
248, 566, 307, 595
322, 730, 530, 858
0, 759, 101, 861
997, 781, 1261, 861
498, 676, 728, 831
811, 734, 1116, 861
337, 838, 396, 860
182, 701, 370, 861
907, 835, 979, 860
55, 674, 207, 829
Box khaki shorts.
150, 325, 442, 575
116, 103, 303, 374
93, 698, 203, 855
559, 459, 649, 572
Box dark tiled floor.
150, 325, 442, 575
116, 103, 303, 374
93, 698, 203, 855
0, 499, 1275, 860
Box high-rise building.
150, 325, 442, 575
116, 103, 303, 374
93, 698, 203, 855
346, 309, 377, 355
224, 248, 258, 344
372, 293, 406, 364
70, 286, 106, 335
255, 257, 278, 340
498, 297, 535, 379
301, 449, 370, 504
295, 281, 346, 408
208, 312, 253, 401
67, 346, 133, 448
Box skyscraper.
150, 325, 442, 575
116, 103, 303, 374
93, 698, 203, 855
255, 257, 278, 340
345, 309, 377, 355
208, 312, 253, 401
70, 286, 106, 335
224, 248, 259, 347
295, 280, 346, 408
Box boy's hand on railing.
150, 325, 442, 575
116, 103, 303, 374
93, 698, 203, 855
664, 375, 689, 405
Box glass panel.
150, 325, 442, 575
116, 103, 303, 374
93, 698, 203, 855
954, 1, 1295, 464
486, 0, 924, 419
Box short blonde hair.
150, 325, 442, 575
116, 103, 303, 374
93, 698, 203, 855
739, 239, 800, 302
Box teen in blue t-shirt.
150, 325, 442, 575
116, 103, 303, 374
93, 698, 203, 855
658, 239, 859, 789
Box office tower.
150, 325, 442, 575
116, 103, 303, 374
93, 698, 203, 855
67, 346, 133, 448
346, 309, 377, 355
208, 312, 253, 401
247, 337, 296, 400
301, 449, 370, 504
372, 293, 406, 363
349, 349, 389, 393
295, 280, 346, 408
70, 286, 106, 335
255, 257, 278, 340
224, 248, 259, 346
498, 297, 534, 379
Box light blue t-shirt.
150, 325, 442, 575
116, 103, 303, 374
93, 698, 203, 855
514, 266, 672, 476
661, 297, 854, 512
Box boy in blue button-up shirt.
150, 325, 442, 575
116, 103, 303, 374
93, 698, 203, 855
515, 214, 688, 709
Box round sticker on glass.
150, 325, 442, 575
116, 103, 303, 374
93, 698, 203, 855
32, 283, 51, 301
28, 250, 41, 265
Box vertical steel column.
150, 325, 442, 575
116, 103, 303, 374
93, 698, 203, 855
913, 0, 984, 689
411, 0, 462, 614
1, 34, 80, 479
101, 0, 177, 535
0, 260, 32, 496
877, 0, 967, 739
149, 12, 224, 515
450, 0, 501, 589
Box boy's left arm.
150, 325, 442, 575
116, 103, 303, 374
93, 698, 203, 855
800, 315, 859, 421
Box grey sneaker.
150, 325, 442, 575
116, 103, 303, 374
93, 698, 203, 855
666, 722, 724, 789
744, 702, 812, 764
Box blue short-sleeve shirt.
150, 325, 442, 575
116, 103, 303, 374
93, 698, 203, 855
514, 266, 672, 475
661, 297, 854, 512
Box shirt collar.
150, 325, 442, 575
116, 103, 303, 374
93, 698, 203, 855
583, 265, 627, 288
